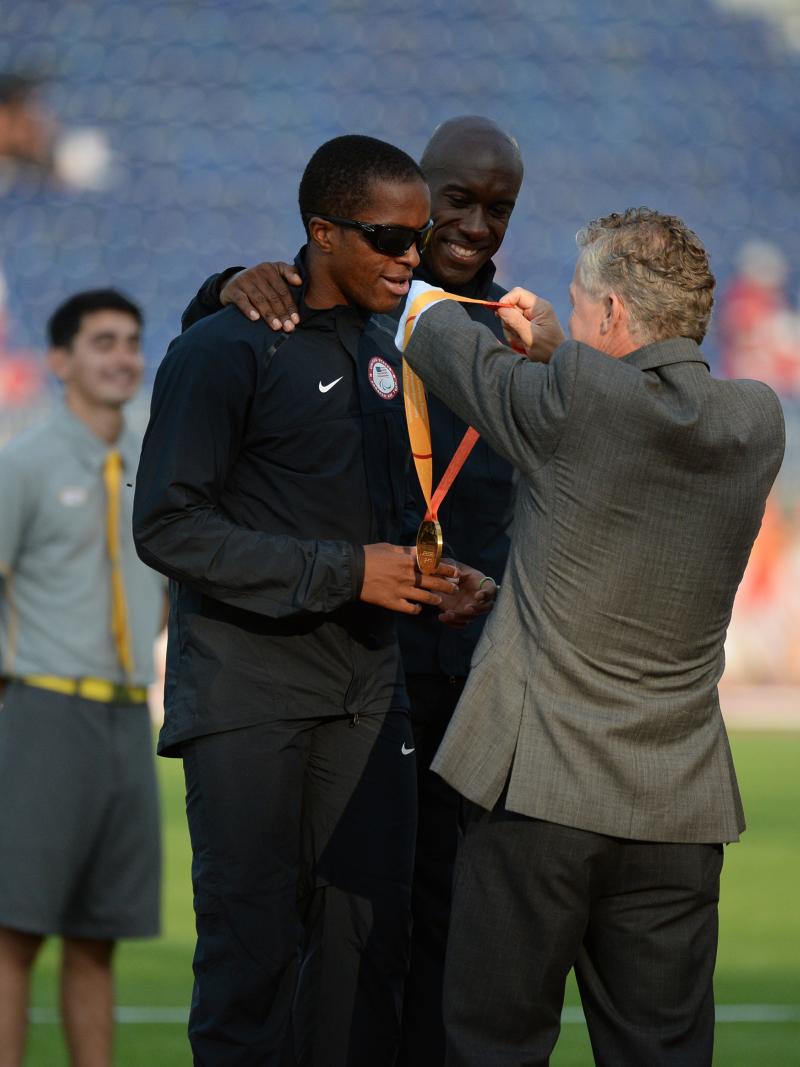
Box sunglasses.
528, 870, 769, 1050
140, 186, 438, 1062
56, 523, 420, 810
306, 213, 433, 257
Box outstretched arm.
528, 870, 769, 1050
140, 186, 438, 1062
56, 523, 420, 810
404, 299, 576, 477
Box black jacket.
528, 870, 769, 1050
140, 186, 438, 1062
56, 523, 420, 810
183, 258, 517, 679
133, 255, 410, 754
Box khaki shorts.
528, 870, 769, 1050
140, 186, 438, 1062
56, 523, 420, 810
0, 681, 161, 939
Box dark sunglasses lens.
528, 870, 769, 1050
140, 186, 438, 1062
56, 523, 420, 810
368, 224, 432, 257
368, 227, 416, 256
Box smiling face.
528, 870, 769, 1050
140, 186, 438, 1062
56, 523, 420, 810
48, 309, 144, 410
422, 132, 523, 288
309, 176, 431, 314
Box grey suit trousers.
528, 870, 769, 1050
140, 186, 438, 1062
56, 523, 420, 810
444, 804, 723, 1067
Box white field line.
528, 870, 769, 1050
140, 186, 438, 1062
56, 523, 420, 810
561, 1004, 800, 1024
30, 1007, 188, 1024
28, 1004, 800, 1025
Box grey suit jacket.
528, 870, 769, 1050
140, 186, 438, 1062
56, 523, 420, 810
405, 301, 785, 843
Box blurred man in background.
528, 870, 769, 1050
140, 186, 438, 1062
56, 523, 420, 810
719, 239, 800, 394
398, 208, 786, 1066
181, 116, 524, 1066
0, 69, 113, 193
0, 72, 54, 172
0, 289, 164, 1067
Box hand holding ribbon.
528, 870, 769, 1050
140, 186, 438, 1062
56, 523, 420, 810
496, 287, 566, 363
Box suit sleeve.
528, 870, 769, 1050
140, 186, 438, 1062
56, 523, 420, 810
405, 300, 577, 476
132, 322, 364, 618
180, 267, 245, 332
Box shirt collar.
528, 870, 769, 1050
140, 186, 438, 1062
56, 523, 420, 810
52, 404, 136, 473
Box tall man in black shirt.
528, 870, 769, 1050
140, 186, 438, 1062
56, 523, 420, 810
133, 135, 484, 1067
181, 117, 527, 1065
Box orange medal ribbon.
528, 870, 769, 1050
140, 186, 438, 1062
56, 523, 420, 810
400, 290, 511, 571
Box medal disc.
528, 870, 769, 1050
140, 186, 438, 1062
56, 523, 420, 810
416, 519, 443, 574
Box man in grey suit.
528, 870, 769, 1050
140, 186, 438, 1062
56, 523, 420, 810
397, 208, 785, 1066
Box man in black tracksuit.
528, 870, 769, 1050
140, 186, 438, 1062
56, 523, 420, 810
186, 117, 525, 1065
133, 136, 482, 1067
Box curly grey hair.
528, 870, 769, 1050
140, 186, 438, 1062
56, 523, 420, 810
575, 208, 715, 344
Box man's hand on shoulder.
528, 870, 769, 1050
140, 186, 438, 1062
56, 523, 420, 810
360, 543, 459, 614
220, 262, 302, 331
497, 287, 565, 363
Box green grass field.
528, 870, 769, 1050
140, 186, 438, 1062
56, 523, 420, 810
25, 732, 800, 1065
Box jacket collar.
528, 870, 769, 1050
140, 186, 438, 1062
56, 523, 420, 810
622, 336, 709, 372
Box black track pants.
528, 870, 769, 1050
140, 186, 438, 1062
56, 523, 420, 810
397, 673, 464, 1067
181, 710, 417, 1067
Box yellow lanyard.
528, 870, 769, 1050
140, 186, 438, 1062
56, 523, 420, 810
102, 450, 135, 678
401, 290, 509, 520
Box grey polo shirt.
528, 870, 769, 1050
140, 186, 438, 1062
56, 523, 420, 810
0, 405, 163, 686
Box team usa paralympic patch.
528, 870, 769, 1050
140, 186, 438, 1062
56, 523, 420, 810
367, 356, 399, 400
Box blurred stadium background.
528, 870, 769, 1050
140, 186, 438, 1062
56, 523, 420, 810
1, 0, 798, 1062
1, 0, 799, 694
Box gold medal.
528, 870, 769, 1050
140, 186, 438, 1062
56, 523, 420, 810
416, 518, 443, 574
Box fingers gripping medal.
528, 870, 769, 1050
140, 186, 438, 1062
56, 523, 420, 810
400, 288, 511, 575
